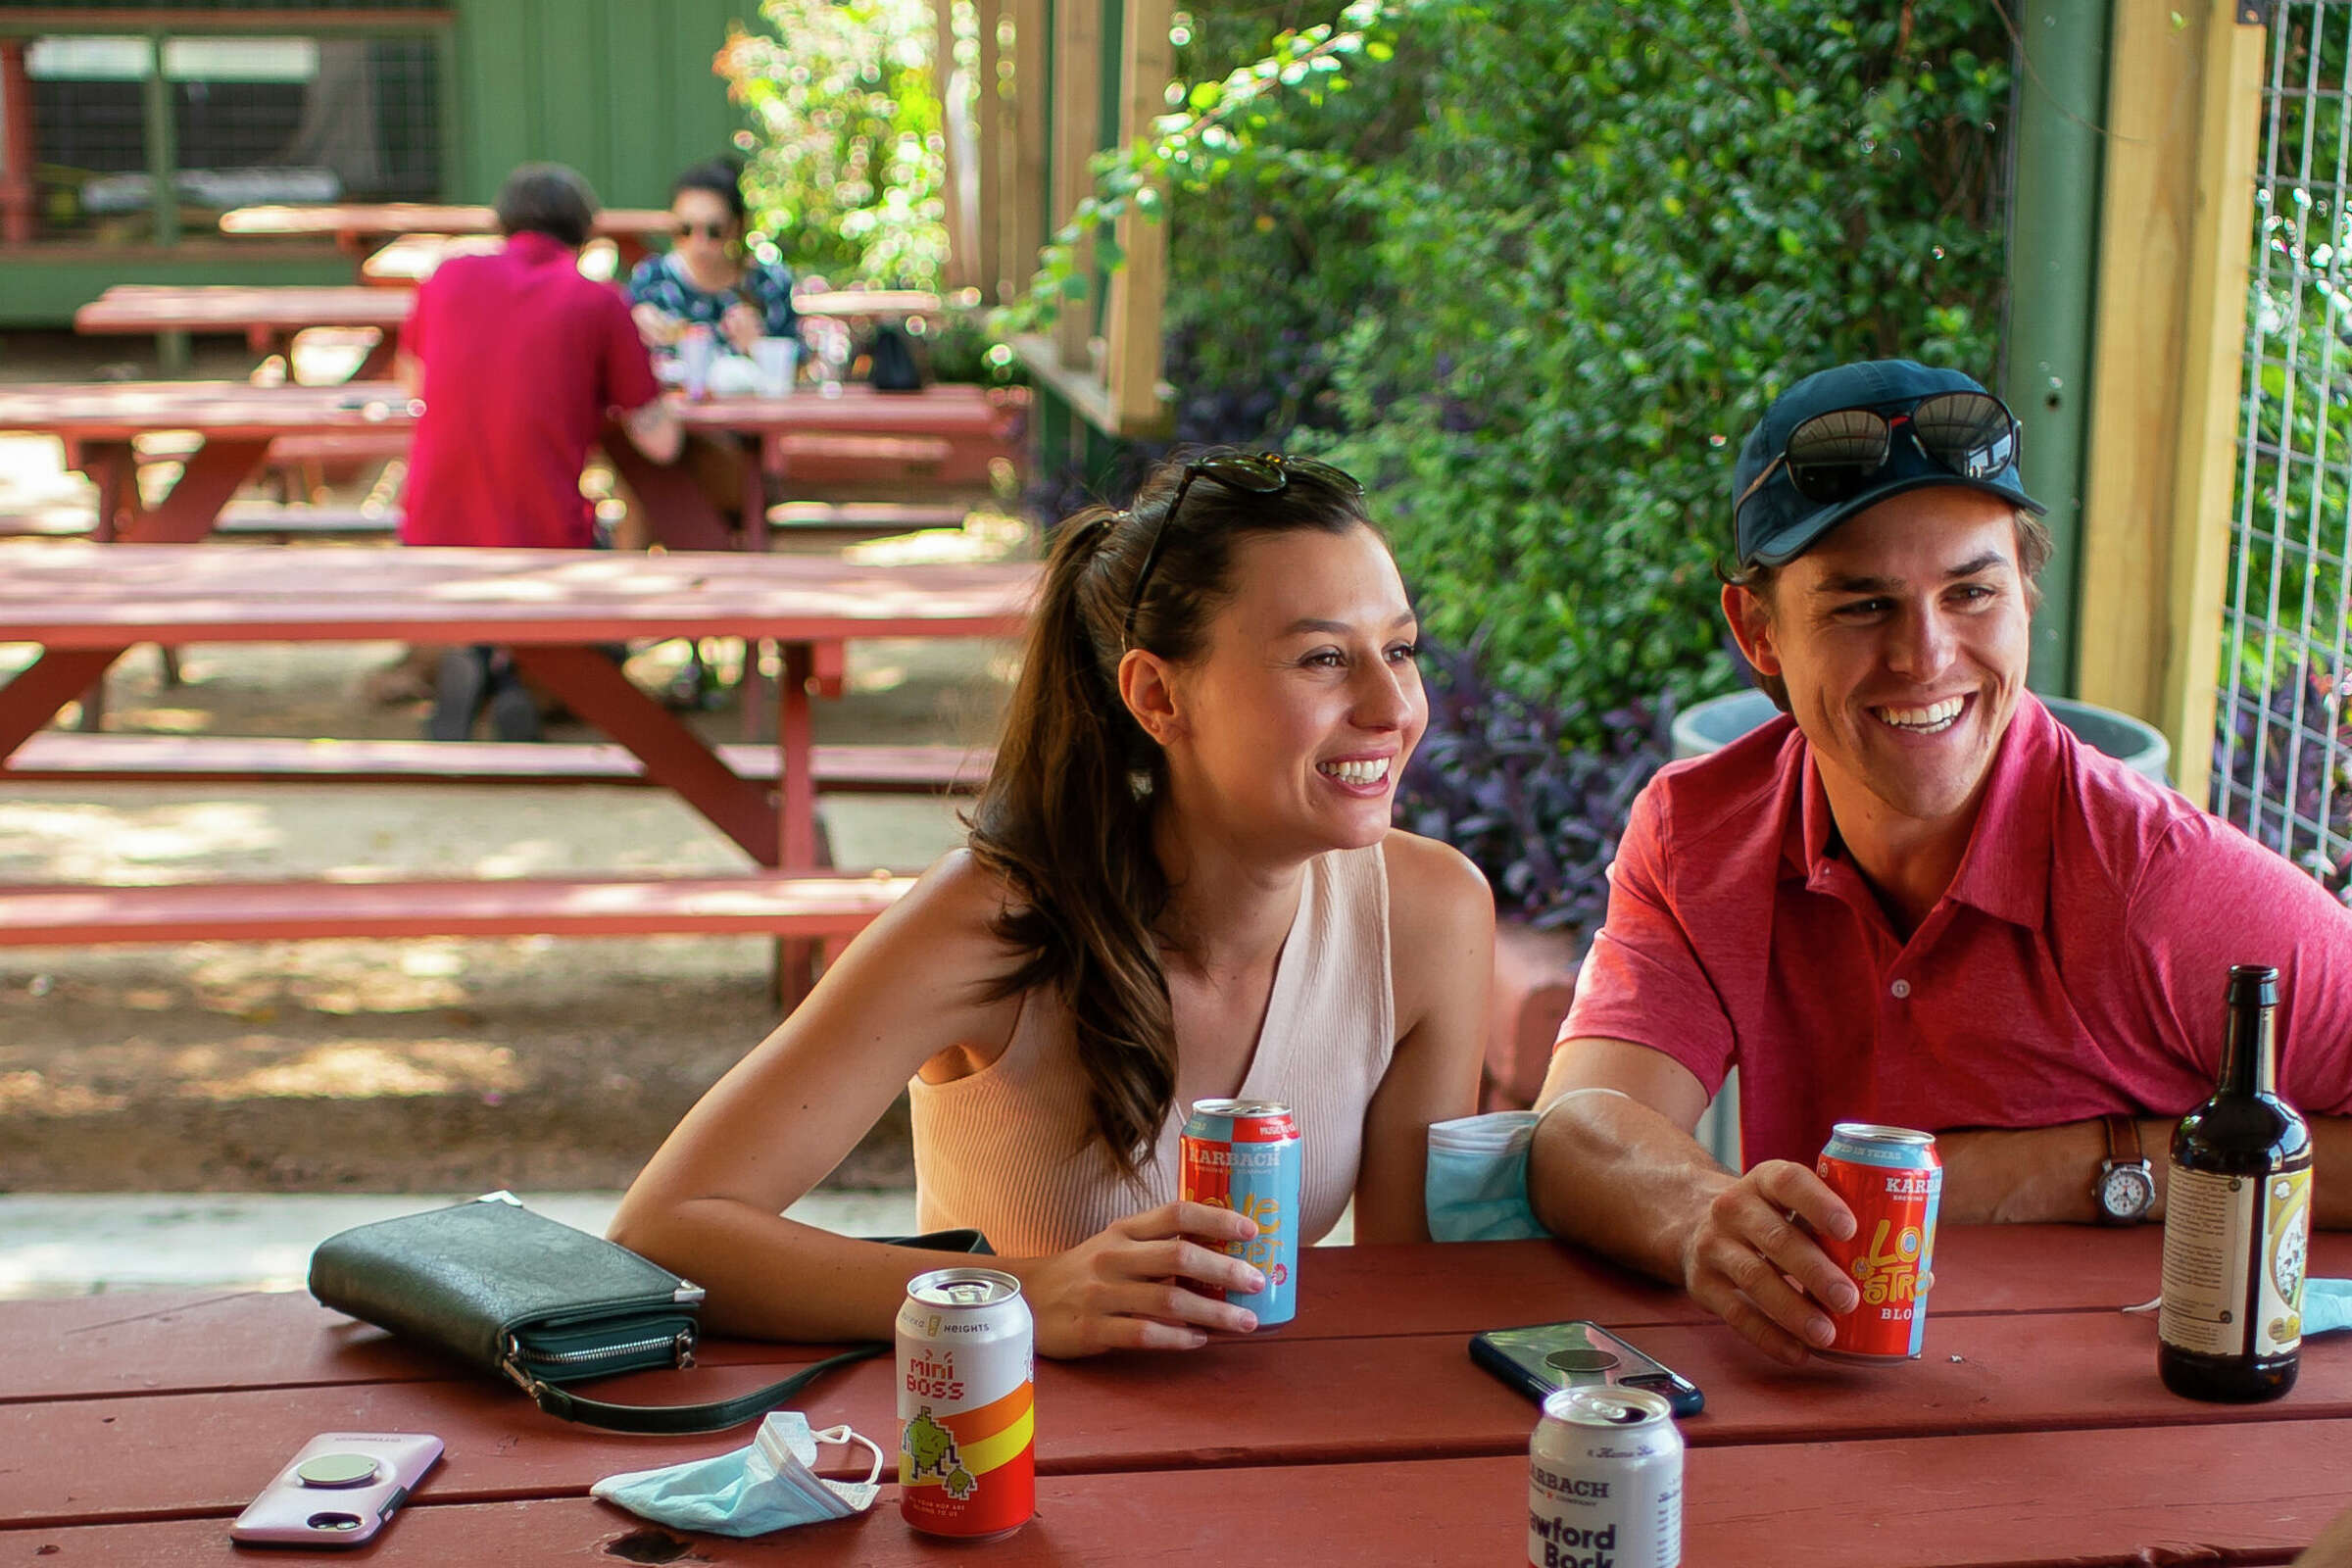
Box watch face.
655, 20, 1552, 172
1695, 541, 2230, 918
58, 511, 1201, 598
2100, 1163, 2155, 1218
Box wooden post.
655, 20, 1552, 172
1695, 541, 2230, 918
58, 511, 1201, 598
934, 0, 975, 292
1051, 0, 1102, 370
0, 40, 35, 245
1009, 0, 1049, 302
1102, 0, 1170, 431
2078, 0, 2266, 806
975, 0, 1006, 301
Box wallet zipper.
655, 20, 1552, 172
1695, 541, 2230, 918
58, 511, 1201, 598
509, 1326, 698, 1372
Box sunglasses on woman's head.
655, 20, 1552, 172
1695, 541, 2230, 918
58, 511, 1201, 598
1120, 453, 1363, 650
1737, 390, 2021, 511
673, 220, 730, 240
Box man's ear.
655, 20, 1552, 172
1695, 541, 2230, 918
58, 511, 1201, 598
1117, 648, 1186, 748
1722, 582, 1783, 678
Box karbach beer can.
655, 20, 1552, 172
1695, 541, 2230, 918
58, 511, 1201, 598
895, 1268, 1035, 1540
1179, 1098, 1302, 1326
1528, 1386, 1684, 1568
1814, 1122, 1944, 1360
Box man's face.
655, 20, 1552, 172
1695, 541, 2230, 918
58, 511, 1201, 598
1724, 487, 2032, 836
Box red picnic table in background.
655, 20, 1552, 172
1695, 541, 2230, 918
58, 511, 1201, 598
4, 1226, 2348, 1563
218, 202, 673, 277
0, 379, 1027, 551
0, 543, 1035, 999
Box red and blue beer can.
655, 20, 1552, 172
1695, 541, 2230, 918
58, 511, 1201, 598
1814, 1122, 1943, 1360
1179, 1098, 1301, 1327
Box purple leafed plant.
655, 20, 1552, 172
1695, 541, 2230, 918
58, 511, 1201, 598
2211, 660, 2352, 903
1396, 634, 1677, 934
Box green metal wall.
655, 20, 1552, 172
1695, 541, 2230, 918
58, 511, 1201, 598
0, 0, 756, 324
450, 0, 752, 210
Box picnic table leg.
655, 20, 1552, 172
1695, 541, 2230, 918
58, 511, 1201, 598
774, 641, 821, 1005
123, 438, 271, 543
72, 446, 139, 729
0, 650, 127, 758
504, 645, 779, 865
352, 332, 399, 381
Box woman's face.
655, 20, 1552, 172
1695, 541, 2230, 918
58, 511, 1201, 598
669, 188, 738, 269
1150, 524, 1426, 860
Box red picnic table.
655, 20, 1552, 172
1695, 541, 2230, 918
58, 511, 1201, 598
218, 202, 674, 277
0, 379, 1027, 552
4, 1225, 2347, 1563
0, 543, 1036, 997
74, 286, 414, 379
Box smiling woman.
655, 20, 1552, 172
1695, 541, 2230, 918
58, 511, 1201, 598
609, 447, 1495, 1359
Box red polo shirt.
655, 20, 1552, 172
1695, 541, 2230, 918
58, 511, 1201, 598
398, 231, 660, 550
1561, 694, 2352, 1168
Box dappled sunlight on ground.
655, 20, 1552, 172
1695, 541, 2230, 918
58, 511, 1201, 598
196, 1039, 526, 1101
0, 798, 282, 879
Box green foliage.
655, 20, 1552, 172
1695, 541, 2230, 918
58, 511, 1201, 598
1027, 0, 2014, 735
718, 0, 950, 289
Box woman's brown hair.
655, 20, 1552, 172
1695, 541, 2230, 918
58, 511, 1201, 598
966, 449, 1375, 1180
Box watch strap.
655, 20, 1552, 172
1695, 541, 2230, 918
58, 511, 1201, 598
2103, 1113, 2143, 1167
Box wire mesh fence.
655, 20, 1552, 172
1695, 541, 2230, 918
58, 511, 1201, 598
23, 29, 441, 241
2218, 0, 2352, 902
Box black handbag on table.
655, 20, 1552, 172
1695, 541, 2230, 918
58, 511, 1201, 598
308, 1193, 990, 1434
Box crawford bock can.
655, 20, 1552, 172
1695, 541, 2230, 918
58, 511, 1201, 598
1814, 1122, 1944, 1360
1179, 1098, 1302, 1326
1528, 1386, 1683, 1568
895, 1268, 1034, 1540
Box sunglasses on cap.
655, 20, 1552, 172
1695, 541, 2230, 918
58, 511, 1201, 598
672, 220, 731, 240
1736, 389, 2022, 512
1121, 452, 1364, 650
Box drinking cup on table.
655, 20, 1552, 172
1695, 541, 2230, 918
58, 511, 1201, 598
752, 337, 800, 397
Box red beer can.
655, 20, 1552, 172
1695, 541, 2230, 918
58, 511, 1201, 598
1813, 1122, 1942, 1360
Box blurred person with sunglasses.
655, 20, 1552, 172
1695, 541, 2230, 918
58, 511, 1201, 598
1524, 359, 2352, 1366
626, 158, 799, 358
611, 449, 1494, 1356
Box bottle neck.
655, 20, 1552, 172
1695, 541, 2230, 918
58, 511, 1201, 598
2221, 997, 2277, 1098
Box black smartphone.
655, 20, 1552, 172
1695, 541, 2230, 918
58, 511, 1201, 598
1469, 1320, 1705, 1417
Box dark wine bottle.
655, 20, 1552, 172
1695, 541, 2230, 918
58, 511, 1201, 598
2157, 964, 2314, 1402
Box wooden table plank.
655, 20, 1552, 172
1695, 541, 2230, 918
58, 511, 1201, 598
0, 544, 1038, 648
219, 204, 673, 242
11, 1307, 2352, 1527
5, 1420, 2342, 1566
74, 285, 412, 336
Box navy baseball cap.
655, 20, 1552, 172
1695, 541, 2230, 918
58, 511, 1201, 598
1731, 359, 2044, 569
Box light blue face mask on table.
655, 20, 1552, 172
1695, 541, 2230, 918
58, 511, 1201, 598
591, 1411, 885, 1537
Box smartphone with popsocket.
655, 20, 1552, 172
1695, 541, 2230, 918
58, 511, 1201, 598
229, 1432, 442, 1548
1470, 1320, 1705, 1416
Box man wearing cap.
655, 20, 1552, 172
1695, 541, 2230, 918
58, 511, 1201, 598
1526, 358, 2352, 1365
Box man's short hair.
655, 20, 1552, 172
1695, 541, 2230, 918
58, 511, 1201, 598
1717, 506, 2053, 713
493, 163, 600, 249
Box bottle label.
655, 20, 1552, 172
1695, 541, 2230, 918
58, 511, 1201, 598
2159, 1166, 2311, 1356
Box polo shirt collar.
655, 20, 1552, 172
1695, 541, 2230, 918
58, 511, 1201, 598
506, 230, 575, 268
1779, 691, 2057, 930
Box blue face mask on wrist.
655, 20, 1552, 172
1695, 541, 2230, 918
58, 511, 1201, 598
591, 1411, 885, 1537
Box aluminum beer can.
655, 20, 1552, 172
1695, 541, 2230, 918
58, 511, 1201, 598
1528, 1386, 1684, 1568
896, 1267, 1034, 1540
1178, 1098, 1302, 1326
1814, 1122, 1943, 1360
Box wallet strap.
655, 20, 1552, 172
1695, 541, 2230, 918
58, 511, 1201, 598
503, 1344, 887, 1434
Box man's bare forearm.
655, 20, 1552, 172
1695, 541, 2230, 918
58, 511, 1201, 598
1936, 1113, 2352, 1227
1527, 1091, 1737, 1286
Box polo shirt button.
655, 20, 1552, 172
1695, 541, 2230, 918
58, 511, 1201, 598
1890, 979, 1912, 1000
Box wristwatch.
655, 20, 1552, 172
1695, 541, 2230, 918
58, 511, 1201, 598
2094, 1113, 2156, 1224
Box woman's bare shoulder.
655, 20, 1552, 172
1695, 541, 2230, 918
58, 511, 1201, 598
1380, 828, 1492, 924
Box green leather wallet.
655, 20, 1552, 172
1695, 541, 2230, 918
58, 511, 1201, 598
309, 1193, 988, 1433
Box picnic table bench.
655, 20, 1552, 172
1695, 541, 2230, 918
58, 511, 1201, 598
6, 1226, 2348, 1564
0, 380, 1026, 552
0, 543, 1034, 999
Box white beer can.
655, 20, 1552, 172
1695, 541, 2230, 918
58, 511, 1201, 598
1528, 1385, 1683, 1568
896, 1267, 1035, 1541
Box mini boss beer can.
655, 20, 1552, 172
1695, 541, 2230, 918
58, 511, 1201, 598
1814, 1122, 1944, 1360
1179, 1098, 1303, 1326
896, 1268, 1034, 1540
1528, 1386, 1683, 1568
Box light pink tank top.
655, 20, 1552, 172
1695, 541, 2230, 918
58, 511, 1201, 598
908, 843, 1394, 1254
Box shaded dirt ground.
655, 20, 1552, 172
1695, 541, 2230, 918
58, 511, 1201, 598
0, 330, 1023, 1192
